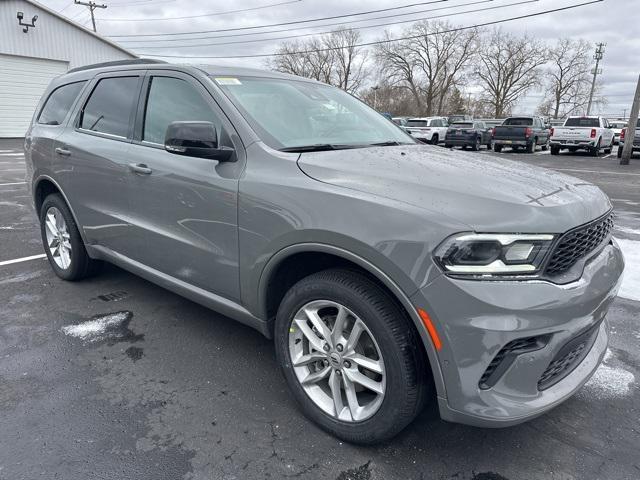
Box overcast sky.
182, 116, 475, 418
50, 0, 640, 116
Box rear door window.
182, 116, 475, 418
79, 76, 140, 138
38, 81, 86, 126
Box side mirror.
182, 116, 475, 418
164, 121, 234, 161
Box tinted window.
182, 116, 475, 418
503, 118, 534, 126
143, 77, 220, 144
80, 76, 140, 137
564, 118, 600, 127
407, 120, 429, 127
38, 82, 86, 126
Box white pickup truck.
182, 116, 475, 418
549, 116, 615, 156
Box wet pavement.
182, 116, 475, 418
1, 138, 639, 480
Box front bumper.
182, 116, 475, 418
411, 240, 624, 427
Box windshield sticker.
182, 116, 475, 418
215, 77, 242, 85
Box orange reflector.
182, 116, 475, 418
417, 308, 442, 351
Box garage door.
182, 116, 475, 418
0, 54, 69, 138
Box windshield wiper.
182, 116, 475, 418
279, 144, 362, 153
368, 141, 412, 146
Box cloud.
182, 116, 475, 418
52, 0, 640, 115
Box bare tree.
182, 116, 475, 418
374, 33, 425, 114
406, 21, 480, 116
539, 39, 604, 118
475, 28, 548, 117
268, 28, 367, 93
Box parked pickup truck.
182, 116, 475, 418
617, 119, 640, 158
549, 116, 615, 156
492, 116, 550, 153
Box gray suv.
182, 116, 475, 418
25, 60, 624, 444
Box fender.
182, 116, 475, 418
258, 242, 447, 399
33, 174, 91, 246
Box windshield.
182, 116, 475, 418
213, 76, 413, 150
503, 118, 533, 126
451, 123, 473, 129
610, 122, 627, 128
565, 118, 599, 127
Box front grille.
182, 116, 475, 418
479, 336, 547, 390
537, 321, 602, 391
545, 212, 614, 276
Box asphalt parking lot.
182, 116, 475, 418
1, 138, 639, 480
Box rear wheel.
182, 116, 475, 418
471, 136, 481, 151
445, 144, 453, 149
39, 194, 102, 281
591, 139, 601, 157
430, 134, 439, 145
494, 144, 503, 153
274, 269, 429, 444
618, 146, 623, 158
550, 145, 560, 156
527, 139, 536, 153
542, 139, 550, 151
605, 138, 614, 154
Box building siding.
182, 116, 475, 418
0, 0, 135, 69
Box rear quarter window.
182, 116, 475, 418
38, 81, 86, 126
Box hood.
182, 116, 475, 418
297, 144, 611, 233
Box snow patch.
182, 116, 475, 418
583, 349, 635, 399
615, 237, 640, 302
62, 312, 129, 343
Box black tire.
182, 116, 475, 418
618, 146, 623, 158
605, 139, 614, 155
39, 193, 102, 281
471, 136, 481, 151
541, 139, 550, 151
274, 269, 429, 444
431, 134, 439, 145
591, 139, 601, 157
550, 145, 560, 156
494, 144, 503, 153
527, 139, 536, 153
445, 144, 452, 149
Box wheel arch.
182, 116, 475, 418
258, 243, 447, 398
33, 175, 89, 245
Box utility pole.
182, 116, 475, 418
620, 74, 640, 165
74, 0, 106, 32
586, 43, 605, 115
372, 85, 379, 110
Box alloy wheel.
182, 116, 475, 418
44, 206, 72, 269
288, 300, 386, 422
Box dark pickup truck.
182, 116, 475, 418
617, 119, 640, 158
492, 116, 550, 153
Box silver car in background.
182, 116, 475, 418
25, 60, 624, 444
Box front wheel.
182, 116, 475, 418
542, 139, 550, 151
471, 136, 481, 151
430, 134, 439, 145
527, 139, 536, 153
591, 139, 601, 157
274, 269, 429, 444
39, 194, 102, 281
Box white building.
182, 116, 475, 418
0, 0, 137, 137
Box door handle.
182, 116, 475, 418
55, 147, 71, 156
129, 163, 152, 175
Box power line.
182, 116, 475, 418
120, 0, 499, 45
131, 0, 530, 50
107, 0, 452, 37
100, 0, 303, 22
139, 0, 603, 59
74, 0, 107, 32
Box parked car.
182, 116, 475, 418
549, 116, 615, 156
609, 120, 627, 144
448, 114, 473, 124
617, 119, 640, 158
445, 121, 492, 150
392, 116, 410, 132
405, 116, 449, 144
26, 60, 623, 444
493, 116, 550, 153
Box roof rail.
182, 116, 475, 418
67, 59, 167, 74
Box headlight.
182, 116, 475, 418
434, 233, 555, 277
